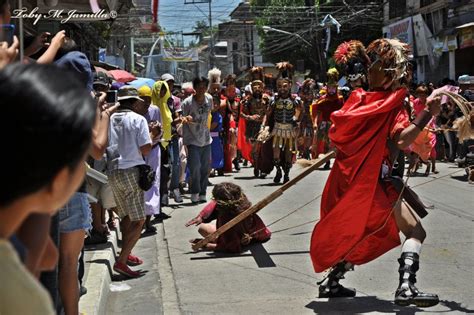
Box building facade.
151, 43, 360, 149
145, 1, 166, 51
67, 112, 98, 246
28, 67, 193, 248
217, 1, 275, 80
383, 0, 474, 84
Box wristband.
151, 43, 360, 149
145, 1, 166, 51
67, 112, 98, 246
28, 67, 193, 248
412, 110, 432, 130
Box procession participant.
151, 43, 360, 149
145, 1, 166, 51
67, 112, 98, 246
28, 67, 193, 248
208, 68, 225, 176
334, 40, 370, 91
310, 68, 344, 168
408, 85, 438, 175
138, 85, 163, 232
263, 62, 301, 184
298, 79, 317, 160
221, 74, 240, 172
181, 76, 213, 204
185, 182, 271, 252
240, 67, 271, 178
310, 38, 441, 308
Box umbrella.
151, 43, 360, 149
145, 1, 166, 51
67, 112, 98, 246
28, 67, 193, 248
127, 77, 156, 89
109, 69, 136, 83
94, 66, 109, 75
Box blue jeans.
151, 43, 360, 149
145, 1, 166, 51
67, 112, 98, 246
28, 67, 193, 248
169, 138, 181, 191
59, 192, 92, 233
187, 144, 211, 196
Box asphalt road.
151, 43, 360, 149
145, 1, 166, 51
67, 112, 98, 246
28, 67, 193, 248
107, 160, 474, 314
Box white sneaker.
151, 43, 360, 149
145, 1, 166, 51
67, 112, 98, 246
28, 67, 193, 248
161, 194, 169, 206
172, 188, 183, 203
191, 193, 199, 203
199, 195, 207, 203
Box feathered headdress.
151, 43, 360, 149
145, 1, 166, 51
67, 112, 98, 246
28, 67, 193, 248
326, 68, 339, 85
366, 38, 411, 86
334, 40, 370, 82
276, 61, 294, 82
208, 67, 222, 85
249, 66, 264, 82
301, 78, 316, 95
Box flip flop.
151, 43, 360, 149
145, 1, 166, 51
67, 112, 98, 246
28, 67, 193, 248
127, 254, 143, 266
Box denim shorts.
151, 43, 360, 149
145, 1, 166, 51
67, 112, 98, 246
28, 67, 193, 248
59, 192, 92, 233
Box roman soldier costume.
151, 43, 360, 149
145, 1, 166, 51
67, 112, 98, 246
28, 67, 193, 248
241, 67, 271, 177
265, 62, 301, 184
311, 68, 344, 167
221, 74, 240, 172
298, 79, 317, 159
310, 39, 440, 308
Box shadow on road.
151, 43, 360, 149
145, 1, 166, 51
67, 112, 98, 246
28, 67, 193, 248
451, 174, 468, 182
233, 176, 258, 180
305, 297, 474, 314
189, 246, 311, 268
306, 296, 420, 314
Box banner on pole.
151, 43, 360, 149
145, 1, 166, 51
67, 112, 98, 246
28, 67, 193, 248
163, 47, 199, 62
383, 16, 414, 48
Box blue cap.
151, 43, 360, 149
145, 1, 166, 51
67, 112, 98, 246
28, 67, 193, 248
55, 51, 93, 91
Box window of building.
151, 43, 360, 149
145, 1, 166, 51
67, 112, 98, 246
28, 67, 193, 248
389, 0, 406, 19
420, 0, 436, 7
423, 8, 446, 35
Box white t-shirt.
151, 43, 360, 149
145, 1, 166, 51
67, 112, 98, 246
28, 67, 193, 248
107, 110, 152, 170
0, 240, 55, 315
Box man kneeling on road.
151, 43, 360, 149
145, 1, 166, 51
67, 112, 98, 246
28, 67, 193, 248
107, 86, 153, 278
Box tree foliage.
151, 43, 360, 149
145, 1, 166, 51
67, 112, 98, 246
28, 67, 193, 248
251, 0, 311, 68
250, 0, 383, 78
192, 19, 219, 44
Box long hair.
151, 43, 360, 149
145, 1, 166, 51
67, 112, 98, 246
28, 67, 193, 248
212, 182, 251, 215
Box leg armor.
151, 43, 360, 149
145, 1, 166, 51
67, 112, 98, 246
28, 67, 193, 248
283, 162, 292, 184
273, 159, 282, 184
395, 252, 439, 307
318, 261, 356, 298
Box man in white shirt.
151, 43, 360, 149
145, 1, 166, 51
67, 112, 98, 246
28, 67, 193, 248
181, 77, 213, 203
107, 86, 152, 278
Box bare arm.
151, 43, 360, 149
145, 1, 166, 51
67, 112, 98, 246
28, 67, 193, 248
140, 143, 152, 156
396, 97, 441, 149
0, 36, 19, 70
90, 94, 119, 160
36, 31, 66, 64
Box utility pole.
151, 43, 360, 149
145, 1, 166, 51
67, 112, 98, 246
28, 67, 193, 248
185, 0, 214, 69
130, 36, 135, 73
312, 1, 326, 81
208, 0, 214, 68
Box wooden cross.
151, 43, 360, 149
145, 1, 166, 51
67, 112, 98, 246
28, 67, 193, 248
192, 151, 336, 251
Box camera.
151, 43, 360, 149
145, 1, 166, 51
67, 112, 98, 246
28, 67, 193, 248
105, 90, 118, 104
0, 24, 15, 46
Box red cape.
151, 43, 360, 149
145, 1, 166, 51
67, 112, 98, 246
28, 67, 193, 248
310, 88, 407, 273
237, 116, 253, 163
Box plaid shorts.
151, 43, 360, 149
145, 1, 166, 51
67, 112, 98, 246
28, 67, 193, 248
109, 167, 145, 222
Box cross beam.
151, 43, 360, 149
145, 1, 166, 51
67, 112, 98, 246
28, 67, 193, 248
192, 151, 336, 251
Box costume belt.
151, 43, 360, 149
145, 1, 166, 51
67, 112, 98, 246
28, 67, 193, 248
271, 122, 297, 149
382, 176, 429, 218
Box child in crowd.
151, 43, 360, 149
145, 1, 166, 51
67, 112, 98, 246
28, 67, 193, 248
0, 63, 96, 314
185, 182, 271, 252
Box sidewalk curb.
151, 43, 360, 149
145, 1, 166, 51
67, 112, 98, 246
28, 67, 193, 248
79, 227, 120, 315
157, 221, 181, 315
